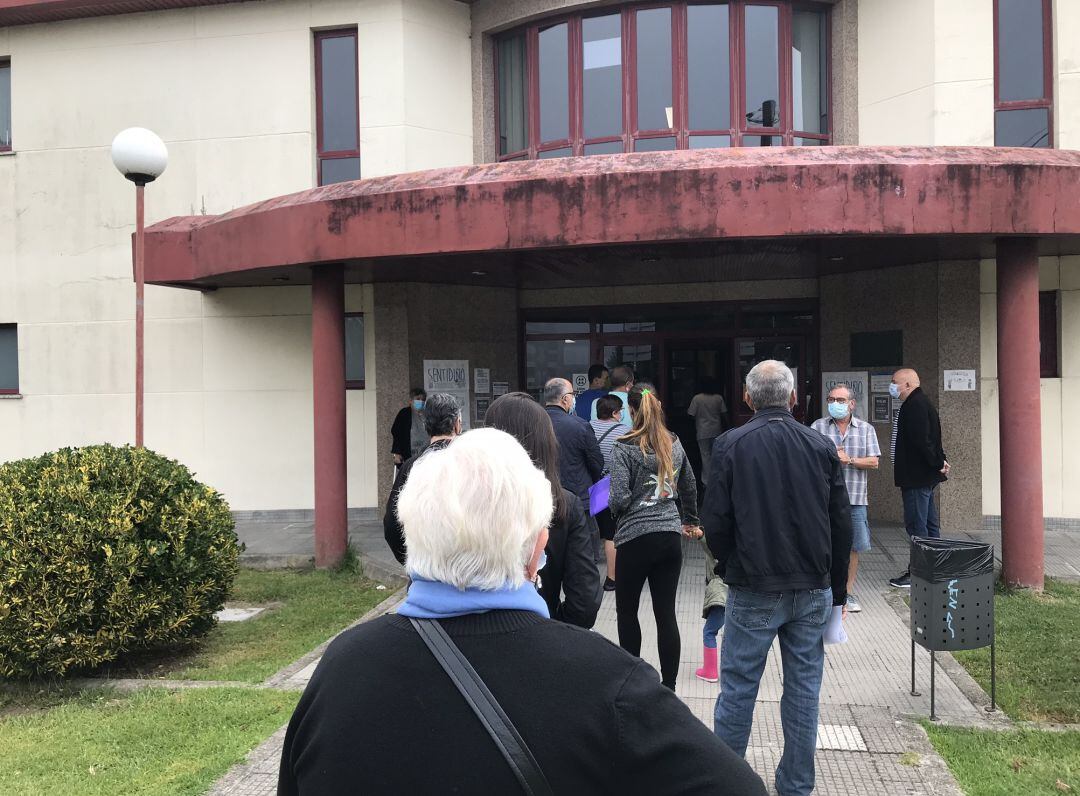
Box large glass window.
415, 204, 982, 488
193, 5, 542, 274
0, 324, 17, 394
743, 5, 779, 130
0, 59, 10, 151
583, 14, 623, 141
994, 0, 1052, 147
315, 30, 361, 184
498, 34, 529, 157
635, 8, 673, 133
495, 1, 830, 159
538, 22, 570, 146
687, 4, 730, 134
791, 9, 828, 138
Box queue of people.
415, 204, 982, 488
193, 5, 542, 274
287, 360, 951, 795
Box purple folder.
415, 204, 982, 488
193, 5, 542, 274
588, 475, 611, 516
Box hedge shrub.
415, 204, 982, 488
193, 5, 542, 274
0, 444, 241, 678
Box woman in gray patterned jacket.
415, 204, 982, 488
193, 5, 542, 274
609, 383, 700, 691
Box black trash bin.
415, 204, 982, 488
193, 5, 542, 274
908, 537, 996, 719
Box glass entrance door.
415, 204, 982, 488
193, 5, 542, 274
665, 340, 733, 494
733, 337, 806, 426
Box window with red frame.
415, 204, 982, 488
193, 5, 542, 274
495, 1, 830, 160
315, 29, 361, 185
994, 0, 1053, 147
1039, 291, 1058, 378
345, 313, 365, 389
0, 324, 18, 394
1, 59, 11, 151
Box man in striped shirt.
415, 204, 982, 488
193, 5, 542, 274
811, 383, 880, 613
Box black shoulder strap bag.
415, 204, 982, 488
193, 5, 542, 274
409, 618, 554, 796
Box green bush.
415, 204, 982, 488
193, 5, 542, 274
0, 444, 241, 678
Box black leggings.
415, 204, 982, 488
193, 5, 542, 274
615, 532, 683, 689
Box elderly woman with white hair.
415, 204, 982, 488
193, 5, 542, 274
278, 428, 765, 796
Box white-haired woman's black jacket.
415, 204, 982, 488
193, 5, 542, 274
539, 489, 601, 629
278, 610, 767, 795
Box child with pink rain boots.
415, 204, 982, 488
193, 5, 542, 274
690, 530, 727, 683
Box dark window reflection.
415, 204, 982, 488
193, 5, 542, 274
997, 0, 1045, 101
320, 35, 359, 152
744, 5, 779, 129
539, 23, 570, 142
690, 135, 731, 149
320, 157, 361, 184
345, 315, 365, 384
584, 140, 625, 155
538, 146, 573, 158
583, 14, 623, 139
498, 34, 529, 155
688, 4, 730, 131
995, 107, 1050, 147
0, 62, 10, 149
635, 136, 676, 151
636, 8, 673, 131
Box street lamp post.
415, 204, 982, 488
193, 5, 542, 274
110, 128, 168, 448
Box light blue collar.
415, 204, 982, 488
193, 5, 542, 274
397, 577, 550, 620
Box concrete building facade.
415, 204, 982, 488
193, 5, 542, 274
1, 0, 1077, 576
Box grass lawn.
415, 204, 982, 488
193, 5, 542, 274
101, 567, 391, 684
0, 687, 299, 796
953, 579, 1080, 722
925, 725, 1080, 796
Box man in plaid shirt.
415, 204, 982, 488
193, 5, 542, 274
811, 383, 880, 613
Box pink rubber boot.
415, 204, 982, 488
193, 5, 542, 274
695, 647, 718, 683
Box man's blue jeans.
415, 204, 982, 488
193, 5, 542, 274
902, 486, 941, 539
714, 587, 831, 796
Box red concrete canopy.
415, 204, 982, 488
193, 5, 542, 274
144, 146, 1080, 289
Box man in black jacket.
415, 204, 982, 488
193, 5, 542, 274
702, 360, 851, 796
887, 368, 949, 588
544, 378, 605, 503
382, 393, 462, 565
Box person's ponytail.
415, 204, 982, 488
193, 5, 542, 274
625, 383, 674, 488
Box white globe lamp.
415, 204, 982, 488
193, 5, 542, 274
110, 127, 168, 185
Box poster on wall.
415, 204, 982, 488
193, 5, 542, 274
475, 396, 491, 425
944, 369, 977, 391
424, 359, 471, 430
821, 371, 869, 420
572, 373, 589, 394
492, 382, 509, 397
474, 368, 491, 394
872, 395, 891, 424
870, 373, 894, 394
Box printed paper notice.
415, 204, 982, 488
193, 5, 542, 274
572, 373, 588, 394
474, 368, 491, 394
944, 370, 976, 391
424, 360, 471, 430
492, 381, 509, 397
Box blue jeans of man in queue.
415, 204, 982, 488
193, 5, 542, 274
902, 485, 941, 538
714, 586, 832, 796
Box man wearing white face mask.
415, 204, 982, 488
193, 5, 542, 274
812, 384, 880, 613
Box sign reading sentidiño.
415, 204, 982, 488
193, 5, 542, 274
424, 360, 471, 429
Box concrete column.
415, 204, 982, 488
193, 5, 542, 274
996, 238, 1044, 589
312, 265, 347, 568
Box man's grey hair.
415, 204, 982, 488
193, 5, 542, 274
423, 393, 462, 437
543, 378, 571, 406
828, 383, 853, 400
746, 360, 795, 409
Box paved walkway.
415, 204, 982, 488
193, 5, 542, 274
213, 520, 1080, 795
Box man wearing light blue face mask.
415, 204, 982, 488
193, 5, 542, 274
812, 384, 880, 613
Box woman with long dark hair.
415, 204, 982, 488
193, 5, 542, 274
609, 383, 700, 690
485, 392, 601, 629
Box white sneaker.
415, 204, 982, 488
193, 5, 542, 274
846, 594, 862, 613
